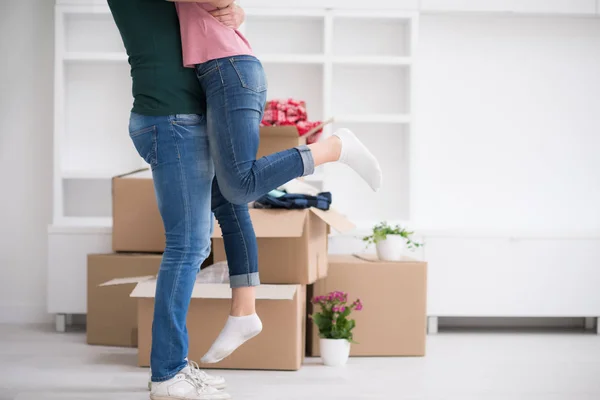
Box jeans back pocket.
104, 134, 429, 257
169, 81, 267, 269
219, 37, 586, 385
230, 57, 268, 93
130, 125, 158, 167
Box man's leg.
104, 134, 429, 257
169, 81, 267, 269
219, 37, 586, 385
128, 112, 214, 382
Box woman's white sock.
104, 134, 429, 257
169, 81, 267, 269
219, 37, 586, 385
333, 128, 382, 191
201, 313, 263, 364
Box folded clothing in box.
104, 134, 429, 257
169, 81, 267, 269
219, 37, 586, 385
254, 191, 332, 210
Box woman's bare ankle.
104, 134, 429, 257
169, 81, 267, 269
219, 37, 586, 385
231, 286, 256, 316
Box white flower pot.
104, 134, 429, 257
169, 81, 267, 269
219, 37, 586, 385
320, 338, 351, 366
376, 234, 407, 261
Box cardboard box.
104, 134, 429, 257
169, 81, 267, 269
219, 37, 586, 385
101, 277, 306, 371
310, 255, 427, 357
87, 253, 161, 347
212, 208, 354, 285
257, 126, 305, 159
112, 169, 164, 253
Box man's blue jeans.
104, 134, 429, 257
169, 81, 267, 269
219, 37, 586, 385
129, 55, 315, 383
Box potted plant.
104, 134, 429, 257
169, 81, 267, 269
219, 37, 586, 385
363, 222, 422, 261
311, 291, 363, 366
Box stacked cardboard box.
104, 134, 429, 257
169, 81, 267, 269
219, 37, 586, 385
309, 254, 428, 357
87, 253, 161, 347
201, 207, 353, 370
87, 170, 216, 347
89, 125, 352, 371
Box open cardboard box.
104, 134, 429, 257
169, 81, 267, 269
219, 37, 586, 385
87, 253, 162, 347
101, 277, 306, 371
212, 208, 354, 285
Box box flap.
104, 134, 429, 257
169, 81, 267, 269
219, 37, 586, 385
259, 126, 299, 137
212, 209, 307, 238
130, 281, 298, 300
309, 208, 355, 233
114, 168, 152, 179
99, 275, 155, 287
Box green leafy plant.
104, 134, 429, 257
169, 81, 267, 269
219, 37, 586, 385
311, 291, 362, 342
363, 222, 423, 250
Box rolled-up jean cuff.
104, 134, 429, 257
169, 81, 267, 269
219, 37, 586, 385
295, 145, 315, 176
230, 272, 260, 288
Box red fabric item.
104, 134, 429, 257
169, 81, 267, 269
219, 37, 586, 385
261, 99, 323, 144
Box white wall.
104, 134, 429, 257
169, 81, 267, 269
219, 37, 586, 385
2, 3, 600, 324
0, 1, 54, 323
414, 15, 600, 235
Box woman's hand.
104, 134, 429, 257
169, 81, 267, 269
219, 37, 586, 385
209, 2, 245, 30
210, 0, 234, 7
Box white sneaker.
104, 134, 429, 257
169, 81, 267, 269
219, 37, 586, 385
149, 366, 231, 400
149, 361, 226, 391
187, 360, 227, 390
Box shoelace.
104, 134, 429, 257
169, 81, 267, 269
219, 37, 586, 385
187, 361, 214, 392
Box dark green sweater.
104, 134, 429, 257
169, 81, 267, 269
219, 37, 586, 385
108, 0, 204, 116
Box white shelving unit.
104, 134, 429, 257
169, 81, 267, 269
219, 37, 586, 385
244, 8, 418, 230
49, 1, 418, 328
50, 0, 600, 333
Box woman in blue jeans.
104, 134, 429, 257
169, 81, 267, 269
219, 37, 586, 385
124, 1, 381, 398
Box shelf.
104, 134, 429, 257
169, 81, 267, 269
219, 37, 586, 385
263, 63, 324, 121
64, 62, 139, 174
245, 15, 324, 56
332, 10, 416, 19
53, 217, 113, 229
64, 52, 128, 62
332, 56, 411, 66
332, 64, 410, 116
244, 8, 325, 17
65, 12, 124, 53
335, 114, 411, 124
62, 168, 144, 179
58, 3, 111, 14
333, 16, 410, 57
64, 179, 112, 218
48, 222, 112, 235
259, 54, 325, 64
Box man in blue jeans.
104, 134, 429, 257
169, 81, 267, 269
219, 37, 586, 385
109, 1, 382, 399
108, 1, 245, 399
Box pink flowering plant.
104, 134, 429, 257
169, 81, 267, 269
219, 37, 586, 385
311, 291, 363, 342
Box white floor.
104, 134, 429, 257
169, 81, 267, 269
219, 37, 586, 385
1, 325, 599, 400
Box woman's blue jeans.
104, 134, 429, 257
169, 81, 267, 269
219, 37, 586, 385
128, 55, 314, 382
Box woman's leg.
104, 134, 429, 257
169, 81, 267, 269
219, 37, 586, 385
195, 56, 381, 208
129, 112, 214, 382
200, 175, 263, 364
194, 56, 382, 363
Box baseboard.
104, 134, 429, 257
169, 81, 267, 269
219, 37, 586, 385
0, 304, 53, 324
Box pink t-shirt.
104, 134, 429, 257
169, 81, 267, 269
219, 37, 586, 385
175, 2, 253, 67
